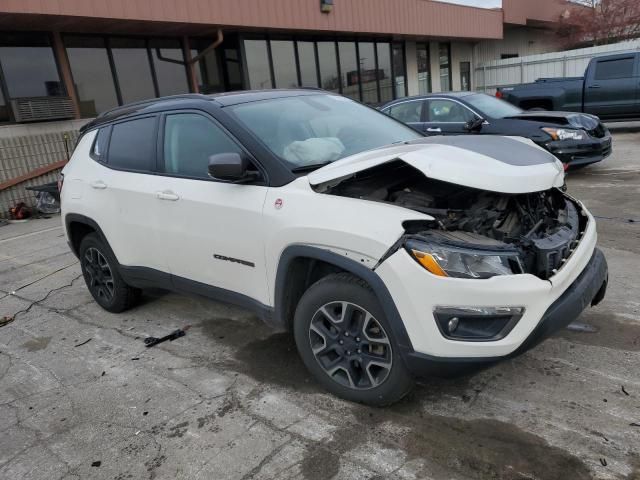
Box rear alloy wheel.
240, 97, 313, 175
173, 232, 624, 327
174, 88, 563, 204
83, 247, 115, 304
79, 233, 140, 313
294, 273, 413, 405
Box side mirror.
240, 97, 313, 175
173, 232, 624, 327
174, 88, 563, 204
208, 153, 255, 182
464, 117, 485, 132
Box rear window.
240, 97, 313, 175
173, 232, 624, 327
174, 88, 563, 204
594, 57, 635, 80
107, 116, 157, 171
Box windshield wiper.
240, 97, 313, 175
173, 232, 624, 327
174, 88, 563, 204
291, 161, 332, 173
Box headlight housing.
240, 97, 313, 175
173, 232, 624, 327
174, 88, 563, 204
405, 239, 523, 279
541, 127, 584, 141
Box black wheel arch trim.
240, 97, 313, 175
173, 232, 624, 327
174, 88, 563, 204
65, 213, 117, 260
273, 245, 415, 353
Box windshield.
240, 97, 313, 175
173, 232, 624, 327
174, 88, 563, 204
465, 94, 523, 119
226, 94, 422, 169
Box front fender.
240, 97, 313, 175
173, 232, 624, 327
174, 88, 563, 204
262, 178, 430, 304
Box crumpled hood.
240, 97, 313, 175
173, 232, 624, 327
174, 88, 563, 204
308, 136, 565, 194
505, 111, 601, 130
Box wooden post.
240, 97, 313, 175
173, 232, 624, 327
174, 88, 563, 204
182, 36, 199, 93
51, 31, 80, 119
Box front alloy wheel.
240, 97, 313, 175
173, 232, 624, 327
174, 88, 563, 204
293, 273, 413, 406
309, 301, 393, 390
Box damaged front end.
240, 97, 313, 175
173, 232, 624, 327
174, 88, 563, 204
321, 160, 587, 281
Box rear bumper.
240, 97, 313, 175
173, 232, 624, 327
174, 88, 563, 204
402, 248, 608, 378
545, 135, 612, 167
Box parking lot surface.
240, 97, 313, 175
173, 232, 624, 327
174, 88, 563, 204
1, 129, 639, 480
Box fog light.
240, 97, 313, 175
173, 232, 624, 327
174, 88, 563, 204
434, 306, 524, 341
448, 317, 459, 333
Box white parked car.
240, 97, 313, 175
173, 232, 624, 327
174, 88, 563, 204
61, 90, 608, 405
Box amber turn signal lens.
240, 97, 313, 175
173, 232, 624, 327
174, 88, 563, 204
411, 250, 448, 277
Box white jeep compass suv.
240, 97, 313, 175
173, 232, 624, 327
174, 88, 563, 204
61, 90, 607, 405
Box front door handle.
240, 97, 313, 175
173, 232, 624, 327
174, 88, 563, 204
588, 84, 601, 89
90, 180, 107, 190
426, 127, 442, 133
156, 191, 180, 201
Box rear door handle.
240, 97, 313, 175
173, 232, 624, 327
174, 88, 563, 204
156, 191, 180, 201
90, 180, 107, 190
426, 127, 442, 133
588, 84, 601, 89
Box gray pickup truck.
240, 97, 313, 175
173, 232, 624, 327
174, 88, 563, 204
497, 52, 640, 121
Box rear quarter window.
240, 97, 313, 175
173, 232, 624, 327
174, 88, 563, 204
90, 127, 110, 162
107, 116, 157, 172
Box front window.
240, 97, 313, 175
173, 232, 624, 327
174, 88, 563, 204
464, 94, 523, 119
227, 94, 422, 169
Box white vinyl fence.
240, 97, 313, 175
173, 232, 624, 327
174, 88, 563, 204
475, 39, 640, 93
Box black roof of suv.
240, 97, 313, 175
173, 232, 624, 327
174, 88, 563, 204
80, 89, 326, 134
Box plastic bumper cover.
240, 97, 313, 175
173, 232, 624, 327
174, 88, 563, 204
403, 248, 608, 378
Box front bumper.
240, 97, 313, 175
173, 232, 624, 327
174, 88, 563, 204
375, 208, 605, 376
401, 248, 607, 377
543, 133, 612, 167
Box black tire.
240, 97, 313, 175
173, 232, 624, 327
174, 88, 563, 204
293, 272, 414, 406
79, 233, 140, 313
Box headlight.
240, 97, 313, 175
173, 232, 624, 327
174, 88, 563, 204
541, 127, 584, 141
405, 239, 523, 279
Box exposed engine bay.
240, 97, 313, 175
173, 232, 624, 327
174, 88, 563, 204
321, 160, 587, 279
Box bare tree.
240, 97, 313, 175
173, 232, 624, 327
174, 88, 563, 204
555, 0, 640, 48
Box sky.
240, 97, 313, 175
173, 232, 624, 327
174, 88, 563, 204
433, 0, 502, 8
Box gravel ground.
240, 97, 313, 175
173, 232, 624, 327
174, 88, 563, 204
0, 128, 639, 480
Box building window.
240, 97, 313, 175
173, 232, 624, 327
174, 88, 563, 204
438, 43, 452, 92
244, 39, 273, 89
223, 44, 244, 91
64, 36, 119, 117
393, 42, 407, 98
149, 38, 189, 97
377, 43, 393, 103
338, 42, 359, 101
460, 61, 471, 91
317, 41, 339, 92
500, 53, 519, 60
0, 32, 64, 99
270, 40, 298, 88
297, 41, 319, 88
358, 42, 378, 104
0, 86, 8, 123
238, 36, 404, 103
110, 37, 156, 104
191, 46, 222, 94
417, 43, 431, 95
65, 35, 191, 118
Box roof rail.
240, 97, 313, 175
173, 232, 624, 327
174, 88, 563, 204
98, 93, 208, 118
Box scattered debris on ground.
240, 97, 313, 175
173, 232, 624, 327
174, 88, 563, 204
144, 326, 191, 348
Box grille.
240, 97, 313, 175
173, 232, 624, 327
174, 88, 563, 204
11, 97, 75, 123
588, 123, 606, 139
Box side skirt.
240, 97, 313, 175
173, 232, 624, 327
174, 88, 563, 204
118, 265, 278, 329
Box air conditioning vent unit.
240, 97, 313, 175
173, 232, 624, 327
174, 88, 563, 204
11, 96, 75, 123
